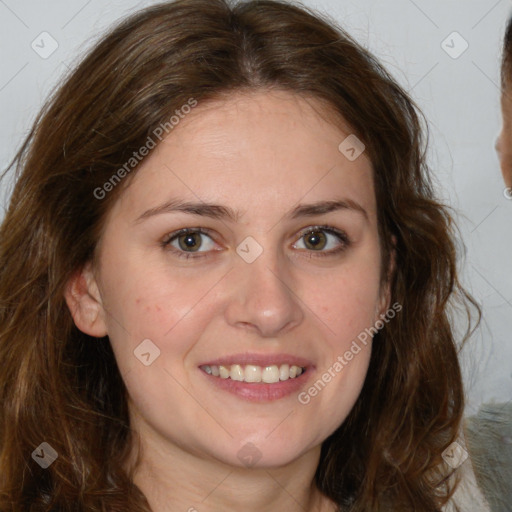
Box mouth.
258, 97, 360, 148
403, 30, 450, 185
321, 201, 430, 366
197, 354, 313, 402
199, 363, 305, 383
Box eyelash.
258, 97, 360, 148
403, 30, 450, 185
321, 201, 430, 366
161, 225, 351, 260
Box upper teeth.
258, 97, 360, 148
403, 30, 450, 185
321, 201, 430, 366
201, 364, 304, 383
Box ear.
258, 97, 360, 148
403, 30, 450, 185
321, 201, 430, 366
64, 262, 108, 337
376, 236, 397, 318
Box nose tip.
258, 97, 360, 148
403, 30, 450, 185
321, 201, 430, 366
224, 256, 304, 338
495, 135, 502, 155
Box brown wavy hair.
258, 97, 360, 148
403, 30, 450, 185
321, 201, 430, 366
0, 0, 478, 510
502, 14, 512, 86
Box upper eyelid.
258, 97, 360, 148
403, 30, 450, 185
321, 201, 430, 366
164, 225, 349, 248
296, 225, 347, 237
293, 226, 349, 248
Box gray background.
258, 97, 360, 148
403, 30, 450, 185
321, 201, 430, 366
0, 0, 510, 415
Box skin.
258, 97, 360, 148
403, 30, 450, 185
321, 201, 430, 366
496, 79, 512, 192
65, 89, 392, 512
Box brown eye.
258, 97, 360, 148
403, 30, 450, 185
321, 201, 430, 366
163, 229, 217, 256
177, 232, 202, 252
293, 226, 349, 256
303, 231, 327, 250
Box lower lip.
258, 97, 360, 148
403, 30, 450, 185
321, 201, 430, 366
199, 369, 311, 402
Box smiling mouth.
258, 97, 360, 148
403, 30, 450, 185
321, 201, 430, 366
199, 364, 305, 384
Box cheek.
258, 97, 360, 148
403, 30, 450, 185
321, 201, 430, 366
98, 254, 225, 370
295, 286, 376, 447
305, 261, 383, 345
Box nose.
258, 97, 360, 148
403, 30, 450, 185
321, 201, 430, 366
495, 134, 502, 156
223, 246, 304, 338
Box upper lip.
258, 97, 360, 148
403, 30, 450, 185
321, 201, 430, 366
199, 353, 314, 369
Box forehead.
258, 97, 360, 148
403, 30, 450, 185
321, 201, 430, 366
502, 84, 512, 117
117, 89, 376, 220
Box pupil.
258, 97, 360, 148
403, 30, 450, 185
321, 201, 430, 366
306, 231, 326, 250
180, 233, 200, 251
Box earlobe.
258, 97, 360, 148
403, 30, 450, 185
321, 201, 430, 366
64, 262, 108, 338
376, 285, 392, 321
377, 237, 397, 318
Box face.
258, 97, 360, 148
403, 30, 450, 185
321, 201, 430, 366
68, 89, 391, 469
497, 81, 512, 191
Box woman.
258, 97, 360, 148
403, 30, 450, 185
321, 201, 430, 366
0, 0, 482, 510
460, 14, 512, 512
497, 15, 512, 197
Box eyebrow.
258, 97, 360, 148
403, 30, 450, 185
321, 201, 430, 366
135, 198, 368, 223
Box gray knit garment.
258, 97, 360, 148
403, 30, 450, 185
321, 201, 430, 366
465, 402, 512, 512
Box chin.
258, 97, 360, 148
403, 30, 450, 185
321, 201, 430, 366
213, 434, 320, 470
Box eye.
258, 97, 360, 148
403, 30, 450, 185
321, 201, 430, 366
162, 228, 218, 258
293, 226, 349, 255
